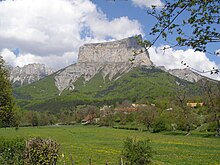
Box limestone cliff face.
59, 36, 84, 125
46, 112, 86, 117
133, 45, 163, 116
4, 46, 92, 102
9, 63, 55, 87
55, 36, 153, 92
78, 36, 150, 64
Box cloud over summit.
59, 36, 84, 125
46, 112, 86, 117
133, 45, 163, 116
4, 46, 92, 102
0, 0, 143, 69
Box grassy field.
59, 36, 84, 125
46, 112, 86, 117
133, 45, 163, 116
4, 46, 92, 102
0, 125, 220, 165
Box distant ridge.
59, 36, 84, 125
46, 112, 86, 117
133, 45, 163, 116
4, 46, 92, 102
8, 63, 55, 87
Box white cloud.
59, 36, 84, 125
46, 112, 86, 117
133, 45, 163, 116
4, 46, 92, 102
85, 16, 143, 40
0, 48, 77, 69
0, 0, 143, 68
0, 49, 17, 66
149, 46, 220, 81
132, 0, 164, 8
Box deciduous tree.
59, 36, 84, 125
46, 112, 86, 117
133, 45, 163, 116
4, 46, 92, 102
200, 80, 220, 137
173, 86, 196, 135
0, 56, 18, 127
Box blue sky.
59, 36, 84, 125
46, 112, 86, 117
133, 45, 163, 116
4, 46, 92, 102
0, 0, 219, 80
92, 0, 220, 63
91, 0, 158, 41
93, 0, 220, 80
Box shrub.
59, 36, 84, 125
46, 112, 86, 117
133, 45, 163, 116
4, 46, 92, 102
121, 137, 153, 165
24, 137, 60, 165
0, 137, 60, 164
206, 122, 217, 132
0, 137, 25, 165
152, 118, 167, 133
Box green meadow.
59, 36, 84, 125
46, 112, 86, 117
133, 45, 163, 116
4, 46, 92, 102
0, 125, 219, 165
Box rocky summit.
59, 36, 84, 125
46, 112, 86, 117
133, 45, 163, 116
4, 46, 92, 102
55, 35, 153, 92
9, 63, 55, 87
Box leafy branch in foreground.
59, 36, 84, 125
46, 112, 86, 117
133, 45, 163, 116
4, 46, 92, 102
147, 0, 220, 53
181, 61, 220, 74
132, 0, 220, 74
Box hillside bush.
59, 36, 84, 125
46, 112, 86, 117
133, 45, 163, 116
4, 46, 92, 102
24, 137, 60, 165
121, 137, 153, 165
0, 137, 59, 165
0, 137, 25, 165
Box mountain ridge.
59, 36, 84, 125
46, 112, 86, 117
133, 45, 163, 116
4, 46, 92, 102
14, 66, 205, 113
8, 63, 55, 87
12, 36, 216, 113
9, 36, 207, 89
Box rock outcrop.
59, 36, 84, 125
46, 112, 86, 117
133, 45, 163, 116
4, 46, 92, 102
168, 68, 202, 82
9, 63, 55, 87
55, 35, 153, 92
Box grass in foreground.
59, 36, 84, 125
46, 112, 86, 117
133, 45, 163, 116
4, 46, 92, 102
0, 125, 219, 165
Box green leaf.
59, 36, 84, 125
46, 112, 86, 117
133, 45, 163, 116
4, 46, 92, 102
176, 37, 182, 43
